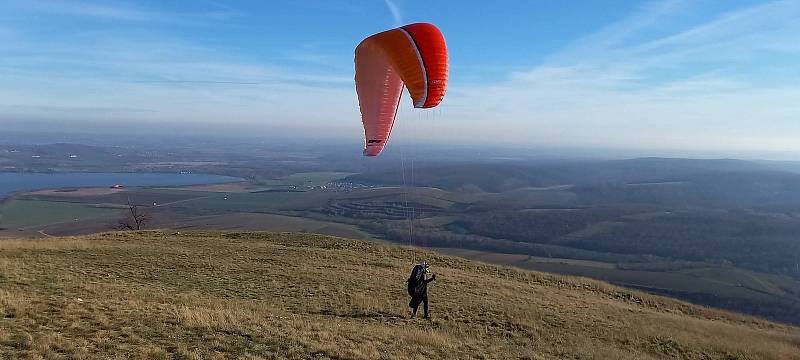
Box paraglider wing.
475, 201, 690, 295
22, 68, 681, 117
354, 23, 448, 156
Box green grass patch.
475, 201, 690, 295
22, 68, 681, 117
167, 212, 372, 240
0, 199, 117, 230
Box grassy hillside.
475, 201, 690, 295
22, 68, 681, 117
1, 231, 798, 359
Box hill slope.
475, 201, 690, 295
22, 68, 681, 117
1, 231, 798, 359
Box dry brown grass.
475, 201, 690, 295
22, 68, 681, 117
0, 231, 798, 359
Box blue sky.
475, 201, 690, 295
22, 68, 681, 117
1, 0, 799, 155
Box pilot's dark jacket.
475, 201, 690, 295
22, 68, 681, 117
407, 264, 436, 318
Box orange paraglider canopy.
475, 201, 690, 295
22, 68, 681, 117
354, 23, 449, 156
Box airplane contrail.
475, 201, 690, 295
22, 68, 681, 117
383, 0, 402, 27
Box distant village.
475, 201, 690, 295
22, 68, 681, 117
309, 181, 374, 192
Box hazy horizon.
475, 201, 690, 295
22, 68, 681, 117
3, 125, 800, 163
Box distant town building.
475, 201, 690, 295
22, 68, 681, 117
111, 184, 125, 189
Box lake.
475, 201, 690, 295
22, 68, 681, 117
0, 172, 241, 199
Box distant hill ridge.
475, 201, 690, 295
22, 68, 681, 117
0, 231, 797, 359
349, 157, 796, 192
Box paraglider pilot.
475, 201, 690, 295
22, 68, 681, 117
407, 260, 436, 319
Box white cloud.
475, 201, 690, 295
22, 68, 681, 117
0, 7, 359, 137
549, 0, 687, 64
425, 0, 800, 155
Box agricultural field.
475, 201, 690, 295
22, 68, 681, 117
21, 187, 216, 208
0, 199, 119, 232
148, 212, 372, 240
